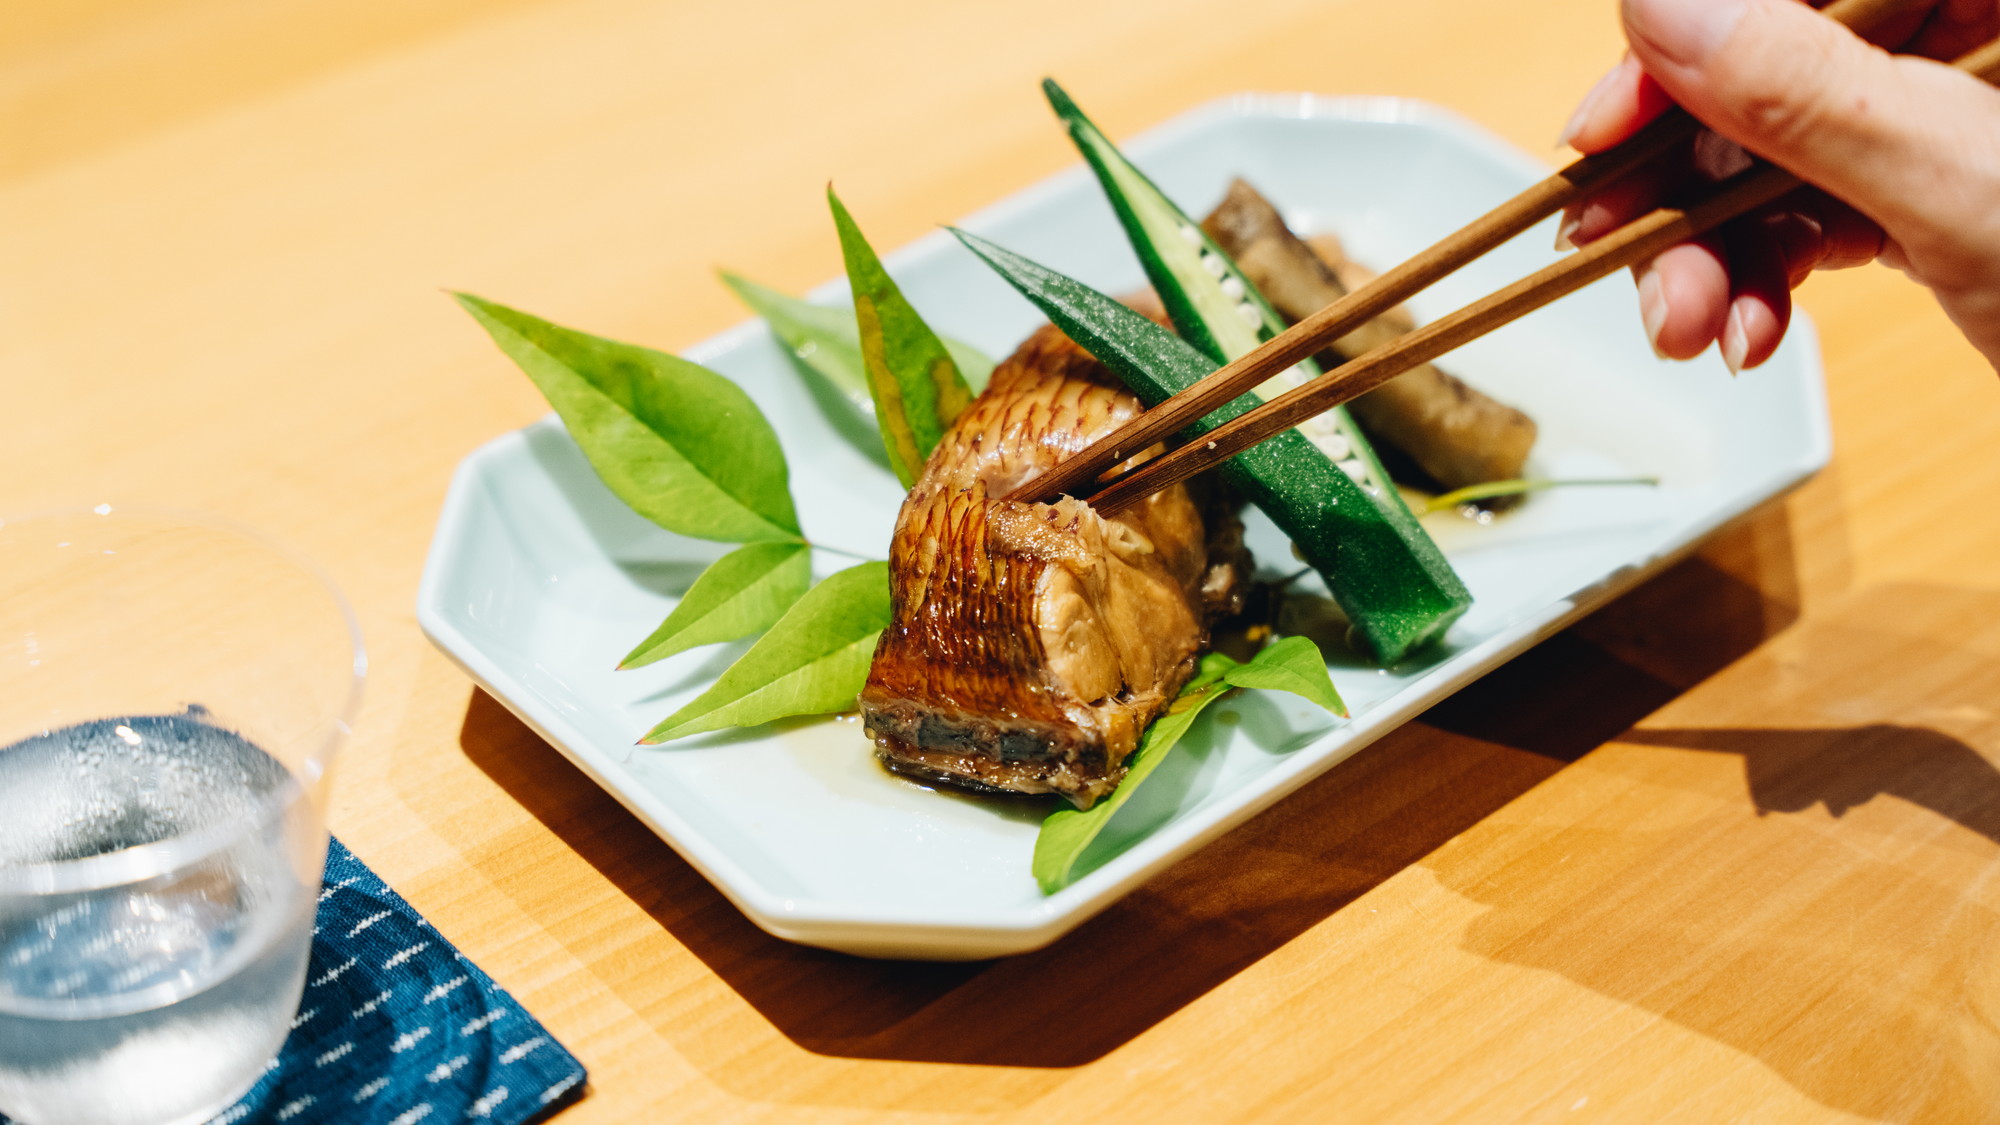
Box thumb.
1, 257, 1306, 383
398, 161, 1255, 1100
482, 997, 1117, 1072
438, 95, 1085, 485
1622, 0, 2000, 281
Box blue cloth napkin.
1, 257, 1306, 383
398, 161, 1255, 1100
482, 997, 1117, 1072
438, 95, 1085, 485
3, 839, 587, 1125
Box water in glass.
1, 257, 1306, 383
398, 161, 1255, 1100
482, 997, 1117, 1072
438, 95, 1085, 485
0, 710, 317, 1125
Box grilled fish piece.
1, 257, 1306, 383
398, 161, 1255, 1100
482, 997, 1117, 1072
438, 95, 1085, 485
859, 317, 1249, 809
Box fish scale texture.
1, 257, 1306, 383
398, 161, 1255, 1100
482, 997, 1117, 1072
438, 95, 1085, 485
861, 321, 1249, 808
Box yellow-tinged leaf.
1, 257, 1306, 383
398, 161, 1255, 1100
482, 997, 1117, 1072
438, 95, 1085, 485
829, 189, 975, 488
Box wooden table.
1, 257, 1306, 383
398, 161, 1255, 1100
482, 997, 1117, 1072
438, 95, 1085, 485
9, 0, 2000, 1120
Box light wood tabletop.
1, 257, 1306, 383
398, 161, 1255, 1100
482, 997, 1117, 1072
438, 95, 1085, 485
9, 0, 2000, 1121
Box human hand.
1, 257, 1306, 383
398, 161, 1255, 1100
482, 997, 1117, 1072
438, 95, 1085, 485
1557, 0, 2000, 371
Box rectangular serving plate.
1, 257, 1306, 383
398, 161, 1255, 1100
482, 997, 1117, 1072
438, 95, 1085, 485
417, 94, 1830, 959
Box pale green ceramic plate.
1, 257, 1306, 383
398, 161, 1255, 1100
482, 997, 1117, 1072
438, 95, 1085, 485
418, 95, 1829, 959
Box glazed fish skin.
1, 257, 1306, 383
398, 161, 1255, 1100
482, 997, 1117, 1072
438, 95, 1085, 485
1202, 178, 1538, 494
860, 321, 1247, 809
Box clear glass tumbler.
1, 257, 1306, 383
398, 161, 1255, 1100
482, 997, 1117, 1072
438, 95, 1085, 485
0, 508, 364, 1125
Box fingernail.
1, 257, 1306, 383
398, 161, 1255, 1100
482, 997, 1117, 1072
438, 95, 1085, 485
1622, 0, 1750, 67
1558, 63, 1621, 149
1721, 304, 1748, 375
1691, 129, 1753, 182
1637, 267, 1670, 358
1554, 213, 1582, 252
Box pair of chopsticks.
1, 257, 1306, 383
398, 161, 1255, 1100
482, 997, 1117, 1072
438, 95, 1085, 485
1010, 0, 1999, 516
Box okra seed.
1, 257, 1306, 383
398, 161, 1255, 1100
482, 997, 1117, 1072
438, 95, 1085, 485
1319, 431, 1351, 460
1201, 252, 1227, 278
1235, 302, 1261, 326
1219, 276, 1245, 301
1179, 224, 1203, 246
1336, 458, 1370, 485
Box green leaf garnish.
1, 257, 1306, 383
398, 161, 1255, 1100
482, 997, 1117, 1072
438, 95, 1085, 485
455, 293, 802, 543
828, 189, 976, 487
718, 270, 892, 472
1217, 636, 1348, 716
720, 271, 872, 404
1418, 476, 1660, 514
719, 270, 994, 410
1031, 638, 1347, 893
640, 560, 892, 743
618, 541, 813, 669
1032, 653, 1237, 894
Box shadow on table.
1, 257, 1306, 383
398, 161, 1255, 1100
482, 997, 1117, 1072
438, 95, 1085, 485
457, 510, 1799, 1070
1427, 582, 2000, 1121
1622, 723, 2000, 847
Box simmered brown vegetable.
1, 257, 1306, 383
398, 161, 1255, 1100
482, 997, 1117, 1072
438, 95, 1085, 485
1202, 179, 1538, 496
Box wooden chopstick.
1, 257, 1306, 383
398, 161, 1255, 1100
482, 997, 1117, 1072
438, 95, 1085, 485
1083, 36, 2000, 517
1086, 166, 1799, 514
1003, 0, 1920, 509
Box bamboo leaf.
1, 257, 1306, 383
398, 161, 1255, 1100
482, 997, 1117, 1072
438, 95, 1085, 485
619, 541, 813, 669
828, 190, 976, 487
1032, 637, 1348, 893
640, 561, 891, 743
718, 270, 890, 471
719, 271, 993, 408
1219, 636, 1348, 716
456, 293, 801, 543
719, 271, 872, 404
